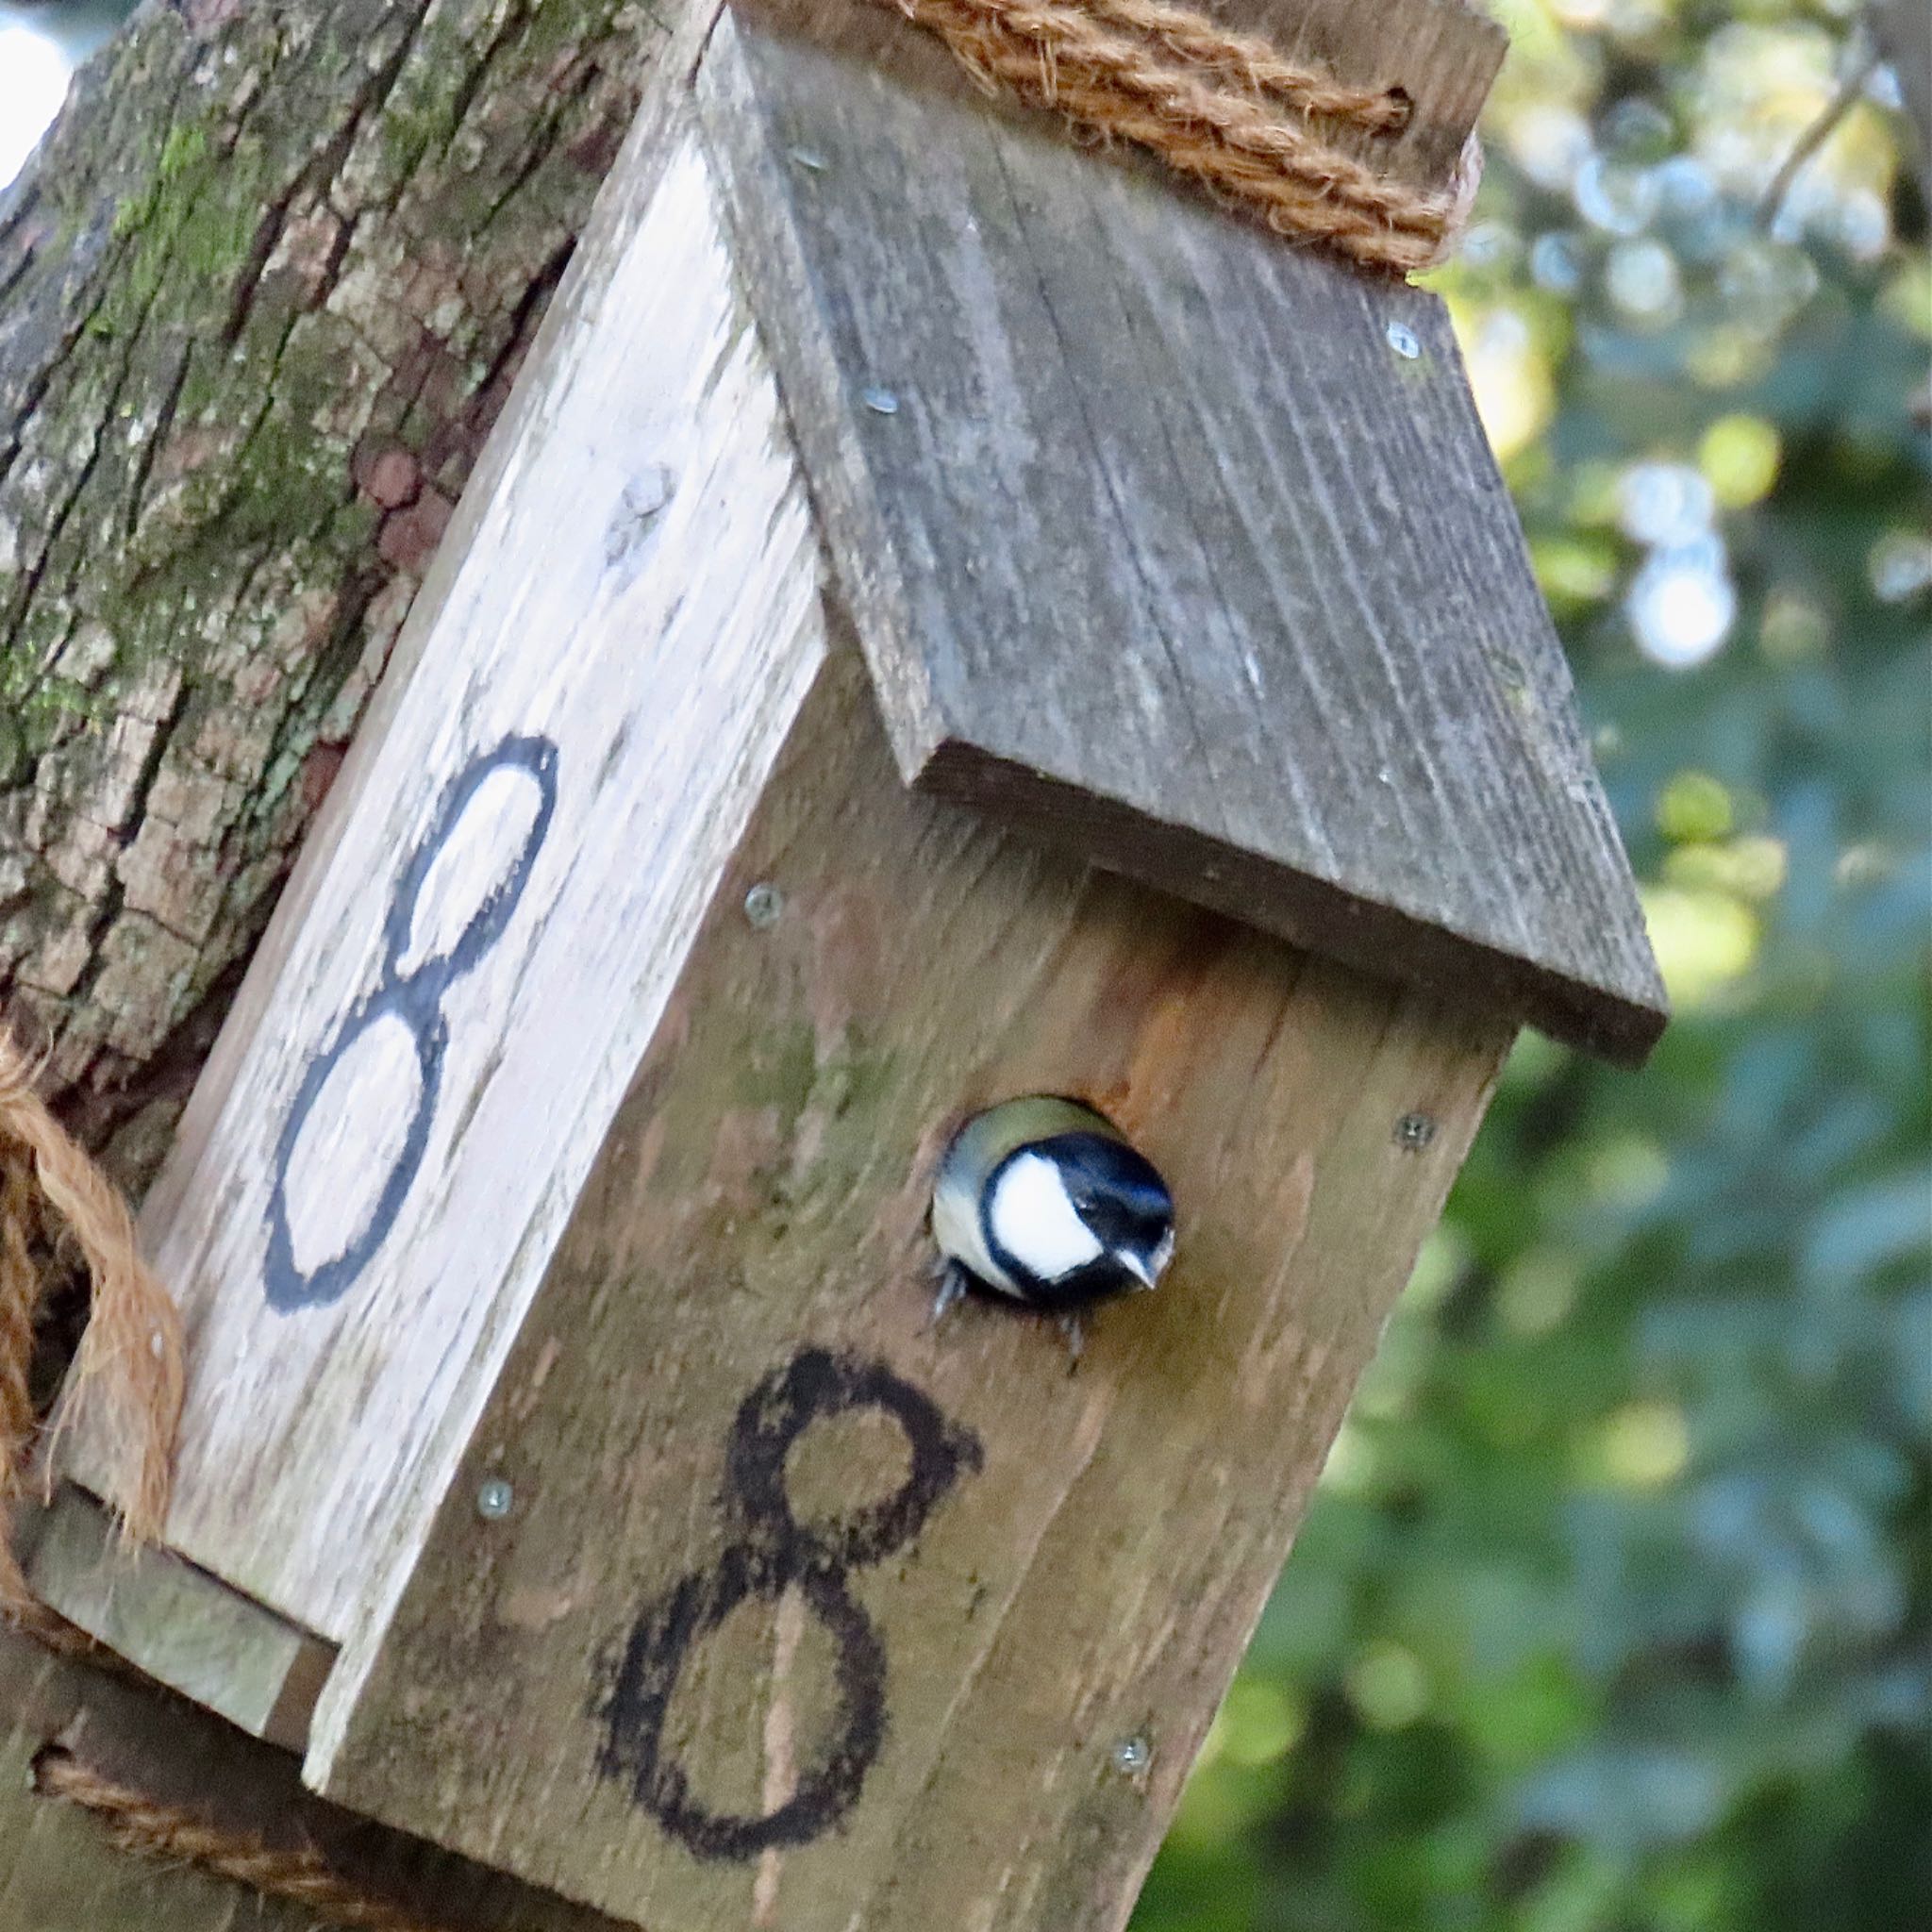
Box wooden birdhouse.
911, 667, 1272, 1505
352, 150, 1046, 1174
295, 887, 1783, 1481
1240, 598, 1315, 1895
28, 0, 1664, 1926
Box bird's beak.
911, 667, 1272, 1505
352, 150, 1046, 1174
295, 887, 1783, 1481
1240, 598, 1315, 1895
1126, 1229, 1176, 1291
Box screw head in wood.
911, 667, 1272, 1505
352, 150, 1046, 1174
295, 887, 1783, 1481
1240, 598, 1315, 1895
861, 385, 900, 416
1112, 1735, 1151, 1775
476, 1477, 514, 1521
605, 465, 675, 567
743, 882, 784, 928
1394, 1111, 1437, 1150
1386, 320, 1422, 360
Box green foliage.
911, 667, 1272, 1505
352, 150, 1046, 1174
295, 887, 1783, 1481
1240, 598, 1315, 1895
1134, 2, 1929, 1926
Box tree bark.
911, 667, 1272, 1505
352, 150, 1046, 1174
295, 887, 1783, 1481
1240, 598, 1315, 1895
0, 0, 669, 1182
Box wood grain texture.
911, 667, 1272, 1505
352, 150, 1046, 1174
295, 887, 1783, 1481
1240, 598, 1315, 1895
26, 1484, 334, 1753
1212, 0, 1505, 186
698, 3, 1667, 1064
315, 644, 1513, 1929
0, 1619, 628, 1931
54, 127, 828, 1658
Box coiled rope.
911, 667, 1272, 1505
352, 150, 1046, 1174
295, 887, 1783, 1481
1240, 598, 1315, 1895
35, 1747, 449, 1932
880, 0, 1479, 273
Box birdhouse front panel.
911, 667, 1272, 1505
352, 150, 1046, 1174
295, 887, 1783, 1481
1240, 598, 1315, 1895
311, 643, 1511, 1929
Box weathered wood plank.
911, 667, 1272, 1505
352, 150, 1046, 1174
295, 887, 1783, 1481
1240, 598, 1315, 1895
313, 643, 1513, 1929
0, 1617, 626, 1930
27, 1483, 334, 1752
53, 126, 828, 1658
697, 2, 1667, 1063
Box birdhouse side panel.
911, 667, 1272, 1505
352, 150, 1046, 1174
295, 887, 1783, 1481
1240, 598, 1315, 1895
315, 644, 1512, 1931
45, 131, 827, 1657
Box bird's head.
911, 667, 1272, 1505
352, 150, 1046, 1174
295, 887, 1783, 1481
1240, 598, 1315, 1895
935, 1096, 1176, 1309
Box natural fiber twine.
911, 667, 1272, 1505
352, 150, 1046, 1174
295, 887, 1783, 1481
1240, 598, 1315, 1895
881, 0, 1481, 273
35, 1748, 449, 1932
0, 1021, 182, 1616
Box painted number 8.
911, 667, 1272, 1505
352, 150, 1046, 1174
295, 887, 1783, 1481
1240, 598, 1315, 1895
596, 1350, 983, 1860
264, 735, 559, 1312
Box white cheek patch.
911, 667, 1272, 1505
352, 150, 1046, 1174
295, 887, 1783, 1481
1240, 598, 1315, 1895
934, 1176, 1008, 1292
989, 1152, 1104, 1281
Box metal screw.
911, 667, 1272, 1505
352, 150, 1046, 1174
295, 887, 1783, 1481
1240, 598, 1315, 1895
1112, 1736, 1151, 1775
625, 463, 675, 522
788, 146, 828, 173
1395, 1112, 1437, 1151
743, 882, 784, 928
476, 1477, 514, 1521
861, 385, 900, 416
1386, 320, 1422, 360
606, 465, 675, 565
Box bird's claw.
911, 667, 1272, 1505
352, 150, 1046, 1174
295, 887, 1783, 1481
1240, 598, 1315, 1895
1057, 1312, 1085, 1373
928, 1260, 970, 1329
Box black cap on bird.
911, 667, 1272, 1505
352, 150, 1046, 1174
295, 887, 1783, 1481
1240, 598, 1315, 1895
931, 1097, 1176, 1316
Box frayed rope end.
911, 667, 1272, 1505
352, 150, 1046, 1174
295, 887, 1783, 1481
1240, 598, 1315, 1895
0, 1019, 182, 1606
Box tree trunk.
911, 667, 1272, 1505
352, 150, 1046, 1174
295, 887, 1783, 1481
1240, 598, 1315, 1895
0, 0, 668, 1183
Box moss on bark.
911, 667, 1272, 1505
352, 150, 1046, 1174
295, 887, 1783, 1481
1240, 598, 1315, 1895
0, 0, 672, 1180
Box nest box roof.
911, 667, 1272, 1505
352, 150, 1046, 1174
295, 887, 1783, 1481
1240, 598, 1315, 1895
700, 1, 1667, 1064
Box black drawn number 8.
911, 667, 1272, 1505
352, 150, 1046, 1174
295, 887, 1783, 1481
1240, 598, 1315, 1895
264, 735, 559, 1312
596, 1350, 984, 1860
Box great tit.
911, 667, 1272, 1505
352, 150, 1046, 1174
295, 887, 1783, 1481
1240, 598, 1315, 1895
930, 1097, 1176, 1324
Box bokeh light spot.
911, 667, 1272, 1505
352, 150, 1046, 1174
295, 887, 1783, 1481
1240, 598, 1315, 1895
1699, 415, 1781, 508
1347, 1643, 1431, 1731
1868, 529, 1932, 605
1627, 543, 1737, 668
1218, 1681, 1307, 1769
1497, 1248, 1584, 1338
1657, 770, 1735, 842
1640, 884, 1759, 1007
1619, 463, 1715, 545
1593, 1401, 1690, 1489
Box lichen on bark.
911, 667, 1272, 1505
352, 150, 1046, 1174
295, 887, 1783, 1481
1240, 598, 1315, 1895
0, 0, 668, 1183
